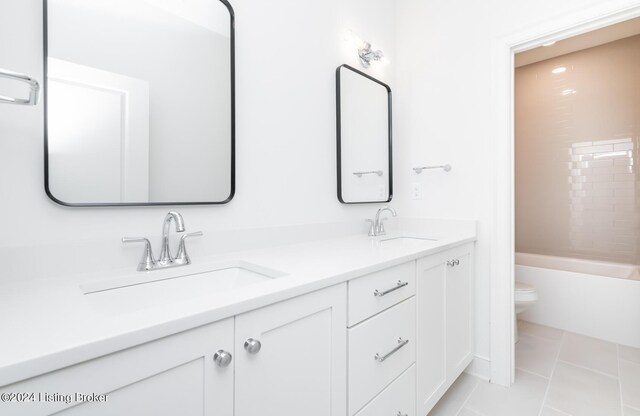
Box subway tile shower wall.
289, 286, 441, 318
515, 35, 640, 264
569, 139, 638, 262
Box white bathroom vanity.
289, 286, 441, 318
0, 223, 475, 416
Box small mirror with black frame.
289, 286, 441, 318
43, 0, 235, 206
336, 64, 392, 204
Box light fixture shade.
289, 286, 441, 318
358, 42, 384, 68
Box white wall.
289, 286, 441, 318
394, 0, 640, 366
0, 0, 395, 251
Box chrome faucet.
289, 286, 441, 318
366, 206, 397, 237
158, 211, 185, 266
122, 212, 202, 271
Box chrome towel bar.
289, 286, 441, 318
413, 164, 452, 174
0, 68, 40, 106
353, 170, 383, 178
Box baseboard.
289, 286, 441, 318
464, 354, 491, 381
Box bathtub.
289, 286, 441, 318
516, 252, 640, 348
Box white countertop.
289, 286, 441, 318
0, 230, 475, 386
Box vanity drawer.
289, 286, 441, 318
354, 364, 416, 416
348, 297, 416, 415
348, 261, 415, 326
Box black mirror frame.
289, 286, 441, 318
42, 0, 236, 207
336, 64, 393, 204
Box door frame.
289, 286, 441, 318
490, 0, 640, 387
47, 58, 150, 203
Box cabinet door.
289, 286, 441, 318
445, 246, 474, 379
416, 242, 475, 416
234, 284, 347, 416
1, 318, 234, 416
416, 254, 447, 416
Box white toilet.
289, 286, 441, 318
514, 281, 538, 343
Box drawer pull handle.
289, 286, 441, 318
374, 338, 409, 362
374, 280, 408, 297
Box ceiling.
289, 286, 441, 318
515, 16, 640, 67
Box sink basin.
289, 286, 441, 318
378, 236, 438, 247
80, 260, 285, 295
80, 261, 286, 314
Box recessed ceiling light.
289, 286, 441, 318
552, 67, 567, 74
561, 89, 577, 96
542, 41, 556, 47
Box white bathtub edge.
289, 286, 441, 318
517, 264, 640, 349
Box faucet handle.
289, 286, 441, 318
377, 218, 388, 236
365, 219, 376, 237
175, 231, 203, 265
122, 237, 157, 272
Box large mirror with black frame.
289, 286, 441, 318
336, 64, 392, 204
44, 0, 235, 206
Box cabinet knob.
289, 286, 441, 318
244, 338, 262, 354
213, 350, 232, 367
454, 259, 460, 265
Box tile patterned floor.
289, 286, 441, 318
429, 321, 640, 416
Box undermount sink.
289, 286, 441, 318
80, 260, 285, 295
80, 261, 287, 314
377, 236, 438, 246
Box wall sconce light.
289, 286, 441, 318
358, 42, 384, 68
346, 30, 384, 68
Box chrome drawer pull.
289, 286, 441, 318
373, 280, 408, 297
374, 338, 409, 362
